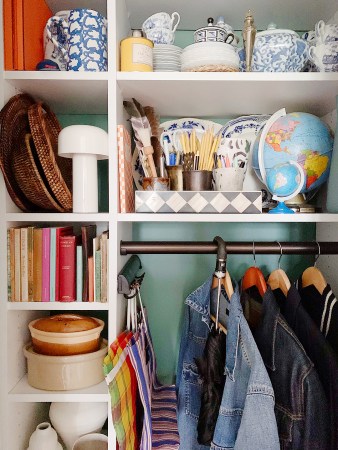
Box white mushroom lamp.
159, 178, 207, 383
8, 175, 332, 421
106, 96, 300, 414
58, 125, 108, 213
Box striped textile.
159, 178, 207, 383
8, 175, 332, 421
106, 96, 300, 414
104, 331, 138, 450
129, 321, 180, 450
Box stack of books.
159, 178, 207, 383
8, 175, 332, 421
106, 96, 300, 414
4, 0, 52, 70
7, 225, 109, 302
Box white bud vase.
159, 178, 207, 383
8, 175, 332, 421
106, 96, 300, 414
28, 422, 62, 450
49, 402, 108, 450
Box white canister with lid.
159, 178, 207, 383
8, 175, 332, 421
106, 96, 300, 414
120, 30, 153, 71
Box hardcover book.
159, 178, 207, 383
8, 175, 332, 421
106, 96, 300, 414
33, 228, 43, 302
59, 235, 78, 302
41, 228, 51, 302
20, 227, 28, 302
81, 225, 97, 301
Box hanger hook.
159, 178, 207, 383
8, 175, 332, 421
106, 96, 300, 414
314, 241, 320, 267
253, 241, 256, 267
213, 236, 227, 332
276, 241, 283, 269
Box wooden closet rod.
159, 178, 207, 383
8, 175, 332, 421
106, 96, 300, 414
120, 241, 338, 255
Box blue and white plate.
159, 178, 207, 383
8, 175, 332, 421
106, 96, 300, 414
161, 117, 222, 133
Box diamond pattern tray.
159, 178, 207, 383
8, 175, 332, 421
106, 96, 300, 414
135, 191, 262, 214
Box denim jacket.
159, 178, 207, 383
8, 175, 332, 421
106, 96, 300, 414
176, 276, 280, 450
249, 288, 330, 450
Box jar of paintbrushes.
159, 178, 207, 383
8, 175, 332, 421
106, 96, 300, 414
162, 128, 222, 190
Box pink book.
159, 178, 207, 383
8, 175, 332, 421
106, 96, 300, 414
42, 228, 51, 302
117, 125, 134, 213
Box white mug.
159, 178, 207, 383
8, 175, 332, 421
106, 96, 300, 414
309, 42, 338, 71
144, 27, 175, 44
142, 11, 180, 33
315, 20, 338, 44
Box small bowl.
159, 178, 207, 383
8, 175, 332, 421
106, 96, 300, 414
72, 433, 108, 450
194, 26, 234, 44
28, 315, 105, 356
24, 339, 108, 391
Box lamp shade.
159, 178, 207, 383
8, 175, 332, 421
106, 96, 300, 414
58, 125, 108, 160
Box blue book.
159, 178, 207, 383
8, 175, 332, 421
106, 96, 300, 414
76, 245, 83, 302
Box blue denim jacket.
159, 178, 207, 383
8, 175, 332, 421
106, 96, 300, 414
176, 276, 280, 450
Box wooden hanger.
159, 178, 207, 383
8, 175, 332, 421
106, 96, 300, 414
241, 242, 267, 300
267, 242, 291, 297
210, 237, 234, 334
301, 242, 327, 295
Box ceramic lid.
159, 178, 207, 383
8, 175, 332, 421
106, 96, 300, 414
257, 23, 299, 37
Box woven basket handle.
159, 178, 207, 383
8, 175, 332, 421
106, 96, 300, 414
46, 16, 70, 62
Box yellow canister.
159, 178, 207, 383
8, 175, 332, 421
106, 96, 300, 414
120, 30, 154, 72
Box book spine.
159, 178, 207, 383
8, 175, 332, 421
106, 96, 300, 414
76, 245, 83, 302
81, 225, 97, 301
41, 228, 50, 302
88, 256, 94, 302
59, 236, 76, 302
7, 230, 11, 301
27, 226, 34, 301
49, 228, 56, 302
9, 228, 15, 301
100, 233, 107, 302
16, 0, 24, 70
14, 228, 21, 301
95, 249, 101, 302
20, 227, 28, 301
3, 0, 14, 70
33, 228, 42, 301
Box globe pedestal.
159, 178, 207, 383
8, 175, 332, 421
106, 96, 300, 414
269, 202, 295, 214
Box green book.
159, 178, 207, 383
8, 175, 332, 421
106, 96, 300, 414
76, 245, 83, 302
95, 249, 101, 302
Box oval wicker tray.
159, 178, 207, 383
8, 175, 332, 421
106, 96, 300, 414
28, 103, 73, 212
12, 133, 66, 212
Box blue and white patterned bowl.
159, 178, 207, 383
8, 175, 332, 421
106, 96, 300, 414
239, 24, 309, 72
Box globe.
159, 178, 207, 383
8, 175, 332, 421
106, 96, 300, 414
252, 111, 334, 198
266, 163, 302, 197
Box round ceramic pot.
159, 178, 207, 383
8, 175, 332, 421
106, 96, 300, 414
240, 23, 308, 72
309, 42, 338, 72
49, 402, 108, 450
194, 26, 234, 44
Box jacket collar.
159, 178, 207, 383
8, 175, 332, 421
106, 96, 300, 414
252, 288, 279, 371
185, 275, 213, 319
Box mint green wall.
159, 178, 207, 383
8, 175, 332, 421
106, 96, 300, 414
134, 222, 315, 383
57, 114, 109, 212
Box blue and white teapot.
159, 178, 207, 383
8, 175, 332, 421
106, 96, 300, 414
46, 8, 108, 71
239, 23, 308, 72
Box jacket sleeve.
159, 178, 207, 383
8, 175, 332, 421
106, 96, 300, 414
303, 368, 331, 450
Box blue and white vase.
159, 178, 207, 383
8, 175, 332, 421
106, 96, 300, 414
46, 8, 108, 71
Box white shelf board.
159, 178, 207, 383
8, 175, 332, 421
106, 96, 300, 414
7, 302, 109, 311
125, 0, 337, 31
118, 213, 338, 223
6, 213, 110, 223
4, 72, 108, 114
9, 376, 109, 402
117, 72, 338, 117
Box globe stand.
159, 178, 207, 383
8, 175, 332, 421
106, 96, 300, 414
269, 201, 295, 214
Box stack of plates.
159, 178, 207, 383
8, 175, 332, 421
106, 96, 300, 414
181, 42, 239, 72
153, 44, 182, 72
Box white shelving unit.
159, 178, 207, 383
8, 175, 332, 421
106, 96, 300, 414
1, 1, 338, 449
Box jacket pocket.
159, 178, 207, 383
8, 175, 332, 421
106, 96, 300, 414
183, 362, 203, 420
275, 406, 294, 449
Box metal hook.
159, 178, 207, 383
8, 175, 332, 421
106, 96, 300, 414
253, 241, 256, 267
276, 241, 283, 269
314, 241, 321, 267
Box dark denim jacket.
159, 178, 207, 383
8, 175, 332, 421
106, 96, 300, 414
249, 288, 330, 450
176, 277, 280, 450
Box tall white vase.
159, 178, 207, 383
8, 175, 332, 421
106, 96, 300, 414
28, 422, 62, 450
49, 402, 108, 450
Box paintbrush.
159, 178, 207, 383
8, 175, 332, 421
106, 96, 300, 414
123, 99, 157, 177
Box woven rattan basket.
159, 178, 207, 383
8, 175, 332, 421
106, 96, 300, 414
28, 103, 73, 212
0, 93, 38, 211
184, 64, 239, 72
12, 133, 66, 212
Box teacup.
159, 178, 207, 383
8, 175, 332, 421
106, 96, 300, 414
315, 20, 338, 44
309, 42, 338, 71
142, 11, 180, 33
144, 27, 175, 44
